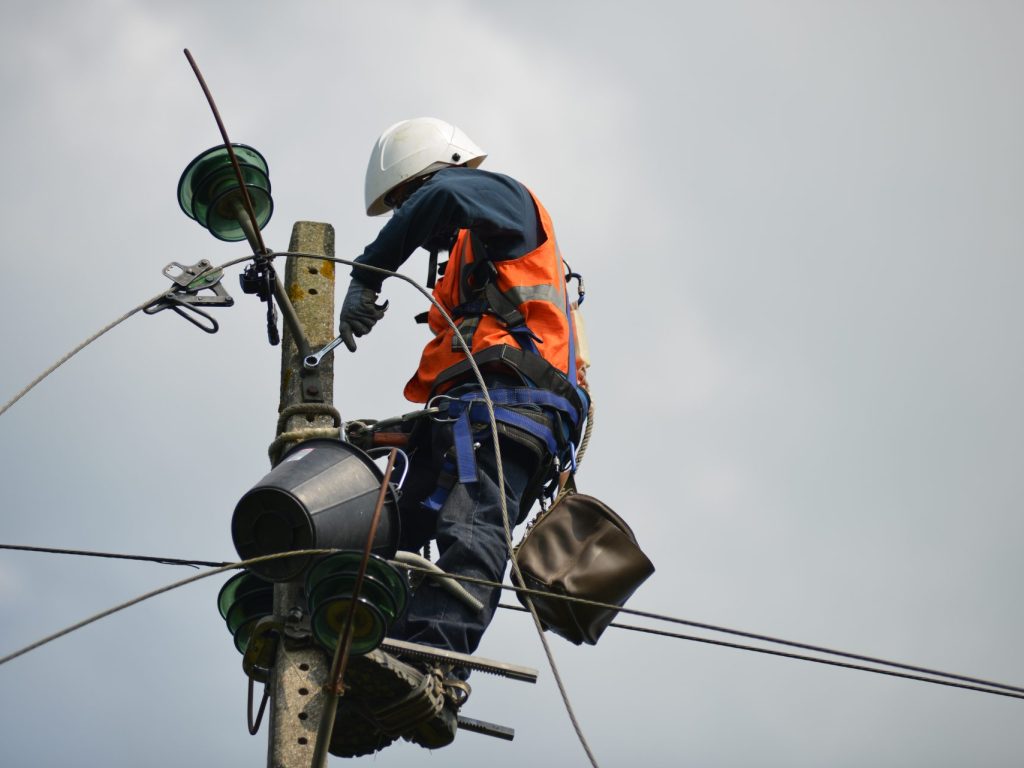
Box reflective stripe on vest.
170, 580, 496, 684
403, 189, 576, 403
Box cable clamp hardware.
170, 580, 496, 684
239, 256, 280, 345
143, 259, 234, 333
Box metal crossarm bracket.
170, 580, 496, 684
144, 259, 234, 333
457, 715, 515, 741
380, 638, 539, 684
378, 639, 530, 743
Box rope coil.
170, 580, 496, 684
268, 403, 342, 464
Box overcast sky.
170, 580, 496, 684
1, 1, 1023, 766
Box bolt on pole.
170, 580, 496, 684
267, 221, 337, 768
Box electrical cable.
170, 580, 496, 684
16, 249, 1021, 755
0, 289, 166, 419
0, 543, 228, 569
0, 254, 253, 421
395, 563, 1024, 698
4, 241, 1021, 705
183, 49, 269, 256
494, 604, 1024, 701
0, 548, 340, 669
6, 540, 1024, 702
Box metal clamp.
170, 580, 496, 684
239, 258, 280, 346
143, 259, 234, 334
242, 615, 285, 684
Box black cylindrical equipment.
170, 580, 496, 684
231, 439, 400, 582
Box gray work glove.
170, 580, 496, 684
338, 280, 388, 352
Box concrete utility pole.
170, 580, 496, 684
268, 221, 337, 768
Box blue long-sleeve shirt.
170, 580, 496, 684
351, 167, 542, 292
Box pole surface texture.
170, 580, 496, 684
268, 221, 337, 768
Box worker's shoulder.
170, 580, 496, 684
430, 166, 526, 195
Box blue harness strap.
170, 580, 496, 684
422, 450, 458, 513
508, 324, 542, 356
439, 387, 583, 486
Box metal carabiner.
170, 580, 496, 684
367, 446, 411, 490
425, 394, 461, 423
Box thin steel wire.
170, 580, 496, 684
0, 254, 253, 421
0, 548, 340, 668
396, 564, 1024, 697
0, 289, 166, 418
0, 543, 228, 569
6, 539, 1024, 703
494, 604, 1024, 701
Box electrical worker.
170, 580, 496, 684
332, 117, 588, 756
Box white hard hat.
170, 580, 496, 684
364, 117, 486, 216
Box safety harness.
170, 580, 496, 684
421, 233, 589, 515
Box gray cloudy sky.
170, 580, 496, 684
1, 1, 1023, 766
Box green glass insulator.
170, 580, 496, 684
311, 596, 387, 656
217, 570, 272, 620
225, 591, 274, 635
309, 573, 400, 624
305, 552, 409, 618
177, 144, 273, 242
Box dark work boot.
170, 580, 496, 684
403, 665, 470, 750
341, 649, 446, 740
328, 696, 397, 758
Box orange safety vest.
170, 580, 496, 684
404, 190, 577, 403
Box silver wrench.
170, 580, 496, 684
304, 335, 346, 369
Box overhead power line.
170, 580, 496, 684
0, 548, 339, 668
5, 542, 1023, 702
5, 249, 1021, 767
0, 255, 253, 419
495, 603, 1024, 701
0, 292, 162, 418
0, 543, 228, 569
399, 563, 1024, 698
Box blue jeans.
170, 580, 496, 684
390, 414, 540, 657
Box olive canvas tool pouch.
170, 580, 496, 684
513, 480, 654, 645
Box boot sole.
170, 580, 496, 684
343, 650, 445, 738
